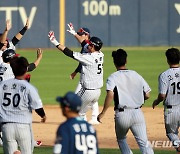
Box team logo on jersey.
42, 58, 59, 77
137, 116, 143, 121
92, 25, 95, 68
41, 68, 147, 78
11, 84, 17, 89
175, 73, 179, 78
168, 75, 173, 81
3, 84, 8, 90
0, 66, 7, 75
20, 86, 26, 92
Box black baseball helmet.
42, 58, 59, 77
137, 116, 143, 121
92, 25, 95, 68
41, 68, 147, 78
2, 49, 17, 63
89, 37, 103, 51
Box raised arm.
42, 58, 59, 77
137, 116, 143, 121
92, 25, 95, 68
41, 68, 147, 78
27, 48, 43, 72
67, 23, 86, 43
11, 19, 29, 46
0, 20, 11, 48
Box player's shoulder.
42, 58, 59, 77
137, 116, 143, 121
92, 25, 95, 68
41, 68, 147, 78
23, 81, 38, 91
99, 50, 104, 55
110, 69, 137, 76
159, 68, 171, 77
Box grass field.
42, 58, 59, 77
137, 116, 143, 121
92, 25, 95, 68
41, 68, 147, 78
18, 46, 169, 106
2, 46, 178, 153
0, 146, 176, 154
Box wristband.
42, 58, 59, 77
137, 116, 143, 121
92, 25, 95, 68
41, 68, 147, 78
19, 27, 27, 35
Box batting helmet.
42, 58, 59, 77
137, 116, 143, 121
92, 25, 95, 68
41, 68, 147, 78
89, 37, 103, 51
2, 49, 17, 63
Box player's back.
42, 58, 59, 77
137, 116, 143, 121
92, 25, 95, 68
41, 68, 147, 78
108, 70, 150, 108
0, 78, 40, 124
159, 67, 180, 105
56, 117, 99, 154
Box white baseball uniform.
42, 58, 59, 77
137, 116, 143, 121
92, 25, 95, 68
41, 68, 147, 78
73, 51, 104, 120
107, 69, 154, 154
158, 67, 180, 143
0, 62, 14, 82
74, 41, 100, 123
0, 78, 43, 154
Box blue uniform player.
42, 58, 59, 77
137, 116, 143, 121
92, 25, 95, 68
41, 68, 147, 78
54, 91, 99, 154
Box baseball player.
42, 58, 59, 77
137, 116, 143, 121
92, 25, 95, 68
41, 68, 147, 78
54, 91, 99, 154
48, 30, 104, 122
0, 48, 43, 147
152, 48, 180, 153
0, 56, 46, 154
0, 48, 43, 82
0, 19, 29, 63
68, 23, 100, 124
97, 49, 154, 154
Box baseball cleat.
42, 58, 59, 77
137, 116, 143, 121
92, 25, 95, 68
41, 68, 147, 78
88, 119, 100, 125
34, 140, 42, 147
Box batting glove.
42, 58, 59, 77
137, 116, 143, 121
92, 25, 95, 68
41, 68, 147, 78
67, 23, 77, 35
48, 31, 60, 46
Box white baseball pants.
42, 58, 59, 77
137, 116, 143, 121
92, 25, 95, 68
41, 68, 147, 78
77, 88, 101, 120
2, 123, 34, 154
115, 108, 154, 154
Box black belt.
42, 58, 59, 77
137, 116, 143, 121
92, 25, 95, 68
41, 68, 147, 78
1, 122, 15, 125
1, 122, 8, 125
118, 106, 142, 112
166, 105, 172, 109
85, 88, 96, 90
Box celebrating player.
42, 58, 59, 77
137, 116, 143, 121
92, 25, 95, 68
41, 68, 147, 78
0, 48, 43, 147
152, 48, 180, 153
48, 30, 104, 122
0, 56, 46, 154
54, 91, 99, 154
97, 49, 154, 154
0, 19, 29, 63
67, 23, 100, 125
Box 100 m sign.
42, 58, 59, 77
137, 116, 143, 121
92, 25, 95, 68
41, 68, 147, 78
82, 0, 121, 16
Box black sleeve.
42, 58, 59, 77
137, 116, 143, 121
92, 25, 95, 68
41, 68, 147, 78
11, 36, 19, 46
63, 47, 74, 58
75, 63, 82, 73
35, 108, 46, 118
27, 63, 36, 72
81, 40, 87, 48
11, 27, 27, 46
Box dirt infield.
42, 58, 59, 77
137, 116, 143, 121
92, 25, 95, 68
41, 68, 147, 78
32, 106, 174, 150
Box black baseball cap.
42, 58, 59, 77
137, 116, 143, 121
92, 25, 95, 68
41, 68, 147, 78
77, 27, 90, 36
56, 91, 82, 112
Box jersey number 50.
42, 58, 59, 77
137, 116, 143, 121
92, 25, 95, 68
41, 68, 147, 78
3, 92, 20, 107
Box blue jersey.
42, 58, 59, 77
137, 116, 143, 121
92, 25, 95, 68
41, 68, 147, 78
53, 117, 99, 154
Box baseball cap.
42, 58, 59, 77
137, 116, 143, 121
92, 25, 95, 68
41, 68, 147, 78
77, 27, 90, 36
56, 91, 82, 112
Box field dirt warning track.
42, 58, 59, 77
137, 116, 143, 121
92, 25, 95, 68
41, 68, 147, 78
32, 106, 174, 150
